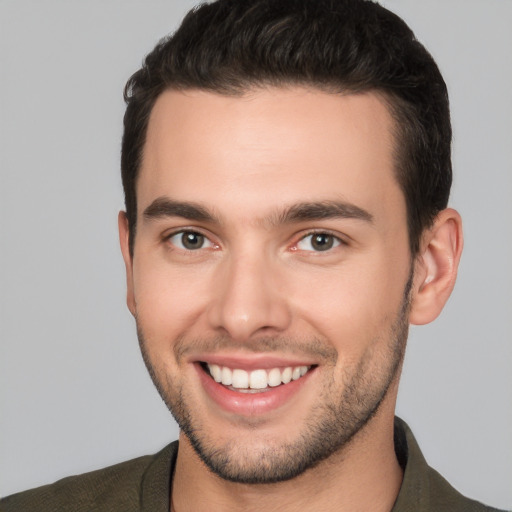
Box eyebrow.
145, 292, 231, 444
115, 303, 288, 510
143, 197, 220, 223
276, 201, 373, 225
142, 197, 373, 226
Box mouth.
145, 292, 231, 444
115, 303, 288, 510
193, 353, 318, 415
200, 362, 315, 393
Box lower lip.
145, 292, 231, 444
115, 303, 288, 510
195, 363, 314, 416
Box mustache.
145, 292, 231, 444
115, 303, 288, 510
172, 334, 338, 365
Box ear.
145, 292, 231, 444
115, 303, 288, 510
409, 208, 463, 325
118, 211, 136, 316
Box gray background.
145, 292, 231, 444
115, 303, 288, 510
1, 0, 511, 508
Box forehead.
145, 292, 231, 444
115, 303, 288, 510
138, 87, 403, 225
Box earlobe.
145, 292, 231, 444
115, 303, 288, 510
409, 208, 463, 325
118, 211, 136, 316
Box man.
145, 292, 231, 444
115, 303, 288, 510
1, 0, 507, 511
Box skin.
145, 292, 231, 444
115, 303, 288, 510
119, 87, 463, 512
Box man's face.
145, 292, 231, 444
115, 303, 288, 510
122, 87, 414, 483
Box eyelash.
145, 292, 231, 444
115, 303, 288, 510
293, 231, 346, 253
165, 230, 217, 251
164, 229, 346, 254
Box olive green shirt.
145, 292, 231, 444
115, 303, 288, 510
1, 418, 507, 511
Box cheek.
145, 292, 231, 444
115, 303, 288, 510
132, 259, 211, 341
288, 255, 409, 351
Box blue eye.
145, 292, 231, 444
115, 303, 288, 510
297, 233, 341, 252
168, 231, 214, 250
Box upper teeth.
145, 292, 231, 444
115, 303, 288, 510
207, 364, 310, 390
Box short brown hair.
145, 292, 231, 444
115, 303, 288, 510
122, 0, 451, 256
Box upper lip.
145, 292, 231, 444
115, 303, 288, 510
191, 352, 318, 371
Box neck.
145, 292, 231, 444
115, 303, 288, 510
171, 409, 403, 512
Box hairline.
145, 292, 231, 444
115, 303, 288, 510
128, 82, 418, 257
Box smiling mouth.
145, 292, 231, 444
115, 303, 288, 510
200, 362, 315, 393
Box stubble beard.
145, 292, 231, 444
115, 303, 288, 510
137, 272, 413, 484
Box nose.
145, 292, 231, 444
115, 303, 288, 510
206, 251, 291, 342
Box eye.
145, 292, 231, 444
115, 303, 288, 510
296, 233, 342, 252
167, 231, 215, 251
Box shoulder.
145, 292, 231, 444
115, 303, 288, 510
426, 465, 506, 512
393, 418, 507, 512
0, 441, 178, 512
